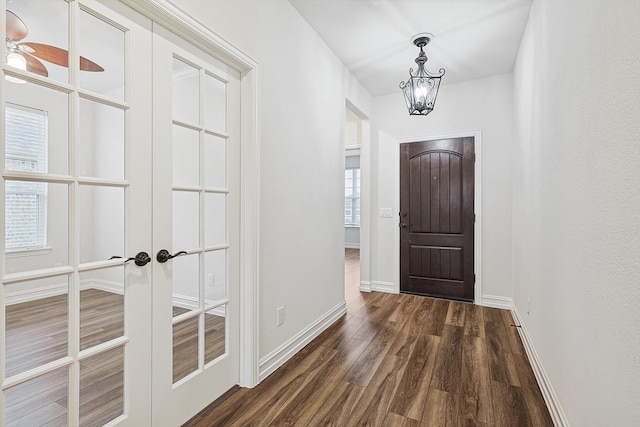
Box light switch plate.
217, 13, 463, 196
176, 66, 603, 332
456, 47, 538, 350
379, 208, 393, 218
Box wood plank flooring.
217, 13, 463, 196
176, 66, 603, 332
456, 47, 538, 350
184, 249, 554, 427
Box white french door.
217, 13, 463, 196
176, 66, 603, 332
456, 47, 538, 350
1, 0, 153, 426
150, 24, 241, 426
2, 2, 242, 425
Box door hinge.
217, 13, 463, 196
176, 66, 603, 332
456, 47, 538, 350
474, 213, 476, 222
474, 274, 476, 283
473, 153, 476, 162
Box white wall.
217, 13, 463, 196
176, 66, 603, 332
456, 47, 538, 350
371, 73, 514, 299
171, 0, 372, 360
512, 1, 640, 425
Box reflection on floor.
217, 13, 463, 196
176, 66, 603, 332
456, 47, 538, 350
173, 305, 225, 383
4, 289, 224, 426
345, 248, 360, 304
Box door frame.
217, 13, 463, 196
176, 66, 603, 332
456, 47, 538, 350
344, 100, 371, 293
120, 0, 260, 387
393, 130, 482, 304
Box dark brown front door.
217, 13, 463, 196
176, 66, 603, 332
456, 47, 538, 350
399, 137, 475, 301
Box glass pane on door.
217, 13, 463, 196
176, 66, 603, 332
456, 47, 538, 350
173, 316, 199, 382
79, 7, 125, 100
172, 58, 199, 124
78, 98, 125, 180
203, 73, 226, 132
172, 254, 199, 317
4, 366, 69, 426
78, 185, 125, 264
204, 192, 225, 247
79, 266, 125, 350
4, 181, 69, 274
173, 191, 199, 250
4, 0, 69, 84
204, 249, 226, 303
79, 345, 124, 426
4, 83, 69, 176
204, 304, 226, 364
204, 134, 226, 188
173, 125, 199, 187
4, 275, 69, 377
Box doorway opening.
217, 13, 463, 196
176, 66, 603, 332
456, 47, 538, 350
344, 106, 362, 302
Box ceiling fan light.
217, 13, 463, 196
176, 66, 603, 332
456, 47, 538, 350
6, 50, 26, 71
5, 50, 27, 84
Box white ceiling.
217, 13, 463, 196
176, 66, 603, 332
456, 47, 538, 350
289, 0, 532, 96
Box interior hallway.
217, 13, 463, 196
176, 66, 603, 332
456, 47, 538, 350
184, 248, 553, 426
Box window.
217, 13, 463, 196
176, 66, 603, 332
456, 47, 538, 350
4, 103, 48, 250
345, 168, 360, 226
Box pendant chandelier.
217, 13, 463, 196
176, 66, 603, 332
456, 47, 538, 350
399, 33, 445, 116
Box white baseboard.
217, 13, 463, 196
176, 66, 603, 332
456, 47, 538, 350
358, 281, 396, 294
480, 294, 512, 309
85, 279, 125, 295
5, 282, 68, 305
511, 306, 569, 427
359, 280, 372, 292
258, 301, 347, 382
371, 280, 395, 293
172, 293, 226, 316
344, 244, 360, 249
5, 279, 124, 305
171, 293, 199, 310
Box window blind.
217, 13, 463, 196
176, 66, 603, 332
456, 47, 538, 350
5, 103, 48, 249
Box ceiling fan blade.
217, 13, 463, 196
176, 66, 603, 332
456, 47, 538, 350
19, 42, 69, 67
6, 10, 28, 41
80, 56, 104, 72
23, 53, 49, 77
19, 42, 104, 72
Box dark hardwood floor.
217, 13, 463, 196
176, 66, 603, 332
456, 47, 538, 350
184, 248, 554, 427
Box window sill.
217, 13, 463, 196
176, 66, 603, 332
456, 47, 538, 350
345, 225, 360, 229
6, 246, 53, 258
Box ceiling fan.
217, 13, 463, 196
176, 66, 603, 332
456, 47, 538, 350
5, 9, 104, 78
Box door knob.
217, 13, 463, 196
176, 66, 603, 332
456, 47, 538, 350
400, 223, 411, 228
109, 251, 152, 266
156, 249, 187, 263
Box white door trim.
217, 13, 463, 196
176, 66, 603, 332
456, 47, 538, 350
394, 130, 482, 304
119, 0, 260, 387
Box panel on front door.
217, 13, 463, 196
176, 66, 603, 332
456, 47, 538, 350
399, 138, 474, 301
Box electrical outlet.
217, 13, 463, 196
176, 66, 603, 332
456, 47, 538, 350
277, 306, 285, 326
208, 274, 215, 287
